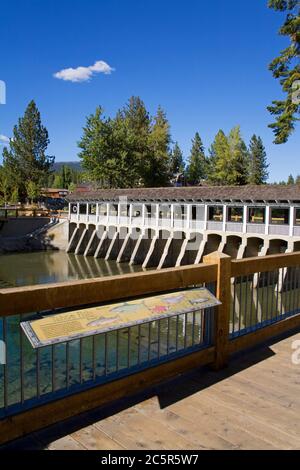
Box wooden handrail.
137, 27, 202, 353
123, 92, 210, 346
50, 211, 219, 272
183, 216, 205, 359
1, 251, 300, 317
231, 251, 300, 277
0, 262, 218, 317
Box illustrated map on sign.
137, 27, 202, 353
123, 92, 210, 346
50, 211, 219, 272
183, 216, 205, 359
21, 287, 221, 348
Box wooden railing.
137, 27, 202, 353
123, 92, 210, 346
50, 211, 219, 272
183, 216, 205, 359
0, 251, 300, 444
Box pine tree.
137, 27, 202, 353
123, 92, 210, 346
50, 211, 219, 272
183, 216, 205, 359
79, 98, 160, 188
248, 135, 269, 184
0, 167, 10, 205
268, 0, 300, 144
207, 127, 249, 185
186, 132, 206, 185
146, 106, 171, 187
207, 130, 231, 185
60, 165, 73, 188
78, 107, 119, 188
26, 180, 40, 204
228, 126, 249, 186
170, 142, 185, 178
2, 100, 54, 199
10, 187, 19, 205
119, 96, 151, 187
287, 174, 295, 184
296, 174, 300, 184
52, 174, 63, 189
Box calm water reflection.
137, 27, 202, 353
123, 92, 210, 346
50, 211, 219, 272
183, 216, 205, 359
0, 251, 143, 288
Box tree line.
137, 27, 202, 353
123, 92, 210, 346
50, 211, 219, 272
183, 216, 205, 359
78, 96, 269, 187
0, 97, 273, 205
277, 174, 300, 186
47, 165, 82, 193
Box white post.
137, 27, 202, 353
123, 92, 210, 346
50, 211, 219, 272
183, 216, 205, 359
86, 203, 89, 223
117, 202, 121, 225
142, 204, 146, 226
290, 206, 295, 237
77, 203, 80, 222
243, 205, 247, 234
170, 204, 174, 229
156, 203, 159, 228
68, 203, 71, 220
129, 204, 133, 224
186, 204, 191, 230
204, 204, 208, 230
106, 203, 110, 224
96, 203, 99, 223
265, 206, 270, 235
222, 205, 227, 231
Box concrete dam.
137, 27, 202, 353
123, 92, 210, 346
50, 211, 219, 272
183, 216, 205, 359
66, 185, 300, 269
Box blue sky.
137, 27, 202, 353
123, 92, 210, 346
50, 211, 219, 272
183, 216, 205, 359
0, 0, 299, 182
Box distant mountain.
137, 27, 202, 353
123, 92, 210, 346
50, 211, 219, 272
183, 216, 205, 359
53, 161, 82, 172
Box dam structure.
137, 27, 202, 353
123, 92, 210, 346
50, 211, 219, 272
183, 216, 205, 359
67, 185, 300, 269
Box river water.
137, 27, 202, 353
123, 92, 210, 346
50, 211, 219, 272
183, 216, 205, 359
0, 251, 143, 288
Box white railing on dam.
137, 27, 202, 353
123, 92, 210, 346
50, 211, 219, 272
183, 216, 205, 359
246, 223, 265, 234
69, 212, 300, 238
189, 221, 205, 231
207, 221, 223, 231
226, 222, 243, 233
294, 226, 300, 237
269, 225, 290, 236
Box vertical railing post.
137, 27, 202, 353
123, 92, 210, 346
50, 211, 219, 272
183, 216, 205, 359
170, 203, 174, 229
222, 204, 227, 232
289, 206, 295, 237
265, 206, 270, 235
117, 202, 121, 225
243, 205, 247, 234
96, 203, 99, 224
203, 251, 231, 370
204, 204, 208, 230
156, 203, 159, 228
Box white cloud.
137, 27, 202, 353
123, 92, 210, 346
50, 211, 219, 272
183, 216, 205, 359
0, 135, 9, 145
53, 60, 115, 83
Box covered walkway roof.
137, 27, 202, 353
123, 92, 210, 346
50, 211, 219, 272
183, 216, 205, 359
67, 185, 300, 204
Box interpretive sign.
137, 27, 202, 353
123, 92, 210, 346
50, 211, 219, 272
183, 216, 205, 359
21, 287, 221, 348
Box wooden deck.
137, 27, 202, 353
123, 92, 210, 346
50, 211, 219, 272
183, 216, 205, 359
1, 330, 300, 450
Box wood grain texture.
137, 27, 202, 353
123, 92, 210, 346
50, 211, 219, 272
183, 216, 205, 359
0, 263, 217, 316
228, 313, 300, 354
204, 252, 231, 369
231, 252, 300, 277
0, 346, 214, 446
2, 331, 300, 450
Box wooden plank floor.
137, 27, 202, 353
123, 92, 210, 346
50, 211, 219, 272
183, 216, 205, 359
1, 331, 300, 450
